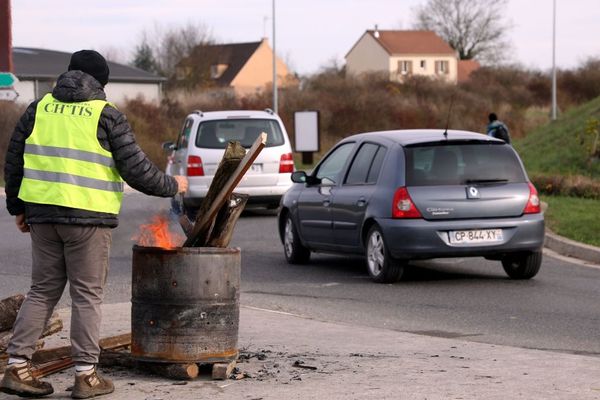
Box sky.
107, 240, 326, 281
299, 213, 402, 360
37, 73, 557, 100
10, 0, 600, 75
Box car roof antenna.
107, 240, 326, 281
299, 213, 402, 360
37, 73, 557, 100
443, 91, 457, 140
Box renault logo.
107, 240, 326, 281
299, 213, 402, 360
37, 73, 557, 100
467, 186, 480, 199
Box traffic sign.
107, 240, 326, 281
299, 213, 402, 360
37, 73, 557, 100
0, 88, 19, 101
0, 72, 18, 87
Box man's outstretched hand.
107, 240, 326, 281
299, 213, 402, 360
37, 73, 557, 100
174, 176, 189, 193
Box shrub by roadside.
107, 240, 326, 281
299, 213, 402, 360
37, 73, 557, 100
531, 174, 600, 199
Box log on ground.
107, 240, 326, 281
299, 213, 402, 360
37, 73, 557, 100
1, 313, 63, 353
26, 333, 131, 378
0, 294, 25, 331
144, 362, 199, 380
212, 360, 237, 380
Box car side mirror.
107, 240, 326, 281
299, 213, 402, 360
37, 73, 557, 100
162, 141, 176, 153
291, 171, 308, 183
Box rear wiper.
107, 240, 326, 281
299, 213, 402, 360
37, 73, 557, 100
464, 178, 509, 184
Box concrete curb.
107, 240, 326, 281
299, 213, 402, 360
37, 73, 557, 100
544, 229, 600, 264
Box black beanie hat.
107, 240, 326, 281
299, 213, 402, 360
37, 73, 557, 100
68, 50, 110, 86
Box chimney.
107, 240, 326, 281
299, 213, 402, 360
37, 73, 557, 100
0, 0, 12, 72
374, 24, 380, 39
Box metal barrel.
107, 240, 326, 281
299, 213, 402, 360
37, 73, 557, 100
131, 245, 240, 363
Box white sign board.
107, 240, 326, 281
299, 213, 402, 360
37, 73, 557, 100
294, 111, 319, 152
0, 88, 18, 101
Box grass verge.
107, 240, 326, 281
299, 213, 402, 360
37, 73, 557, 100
542, 195, 600, 247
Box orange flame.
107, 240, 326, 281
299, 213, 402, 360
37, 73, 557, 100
134, 214, 184, 248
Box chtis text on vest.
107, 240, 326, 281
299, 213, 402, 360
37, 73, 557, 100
43, 102, 93, 117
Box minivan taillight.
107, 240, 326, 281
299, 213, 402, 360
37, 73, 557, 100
392, 187, 422, 218
279, 153, 294, 173
187, 155, 204, 176
523, 182, 541, 214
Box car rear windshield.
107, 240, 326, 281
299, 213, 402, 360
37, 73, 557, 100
195, 119, 285, 149
404, 143, 527, 186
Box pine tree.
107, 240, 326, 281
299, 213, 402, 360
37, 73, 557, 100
132, 42, 157, 73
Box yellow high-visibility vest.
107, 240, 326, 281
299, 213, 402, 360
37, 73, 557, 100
18, 93, 124, 214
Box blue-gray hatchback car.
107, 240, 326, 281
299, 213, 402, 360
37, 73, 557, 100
278, 130, 545, 283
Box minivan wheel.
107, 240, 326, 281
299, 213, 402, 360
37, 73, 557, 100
501, 251, 542, 279
366, 226, 404, 283
283, 216, 310, 264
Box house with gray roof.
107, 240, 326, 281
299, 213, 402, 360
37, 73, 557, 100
12, 47, 165, 104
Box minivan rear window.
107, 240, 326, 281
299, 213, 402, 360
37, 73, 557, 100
404, 143, 527, 186
195, 119, 285, 149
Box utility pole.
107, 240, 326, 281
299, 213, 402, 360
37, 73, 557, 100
551, 0, 557, 121
0, 0, 13, 72
272, 0, 278, 114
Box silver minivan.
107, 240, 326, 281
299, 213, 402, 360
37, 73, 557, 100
164, 109, 294, 215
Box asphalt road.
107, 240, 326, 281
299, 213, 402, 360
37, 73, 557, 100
1, 192, 599, 357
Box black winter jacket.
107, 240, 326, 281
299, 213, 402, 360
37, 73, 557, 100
3, 71, 178, 227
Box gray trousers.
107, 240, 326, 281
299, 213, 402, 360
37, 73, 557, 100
8, 224, 111, 364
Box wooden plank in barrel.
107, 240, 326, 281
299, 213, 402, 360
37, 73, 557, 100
183, 133, 267, 247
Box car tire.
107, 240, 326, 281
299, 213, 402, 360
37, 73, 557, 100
366, 225, 404, 283
283, 215, 310, 264
501, 251, 542, 279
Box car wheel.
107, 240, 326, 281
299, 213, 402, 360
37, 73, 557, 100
501, 251, 542, 279
366, 225, 404, 283
283, 216, 310, 264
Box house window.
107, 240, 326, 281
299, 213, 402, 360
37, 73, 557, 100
435, 60, 449, 75
398, 60, 413, 75
420, 60, 426, 69
210, 64, 228, 79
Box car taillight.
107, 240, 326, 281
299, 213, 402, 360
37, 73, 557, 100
187, 155, 204, 176
392, 187, 422, 218
523, 182, 541, 214
279, 153, 294, 173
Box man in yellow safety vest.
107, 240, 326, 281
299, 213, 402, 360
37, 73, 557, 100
2, 50, 188, 399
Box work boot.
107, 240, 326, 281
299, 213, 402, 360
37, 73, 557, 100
0, 360, 54, 397
71, 367, 114, 399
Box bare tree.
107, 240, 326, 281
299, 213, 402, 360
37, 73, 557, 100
98, 46, 128, 64
137, 21, 214, 78
413, 0, 512, 63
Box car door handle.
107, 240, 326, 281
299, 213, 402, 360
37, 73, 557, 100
323, 200, 330, 207
357, 197, 367, 207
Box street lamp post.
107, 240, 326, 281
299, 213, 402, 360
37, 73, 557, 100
272, 0, 278, 114
551, 0, 557, 121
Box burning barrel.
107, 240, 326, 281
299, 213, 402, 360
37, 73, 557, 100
131, 245, 240, 363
